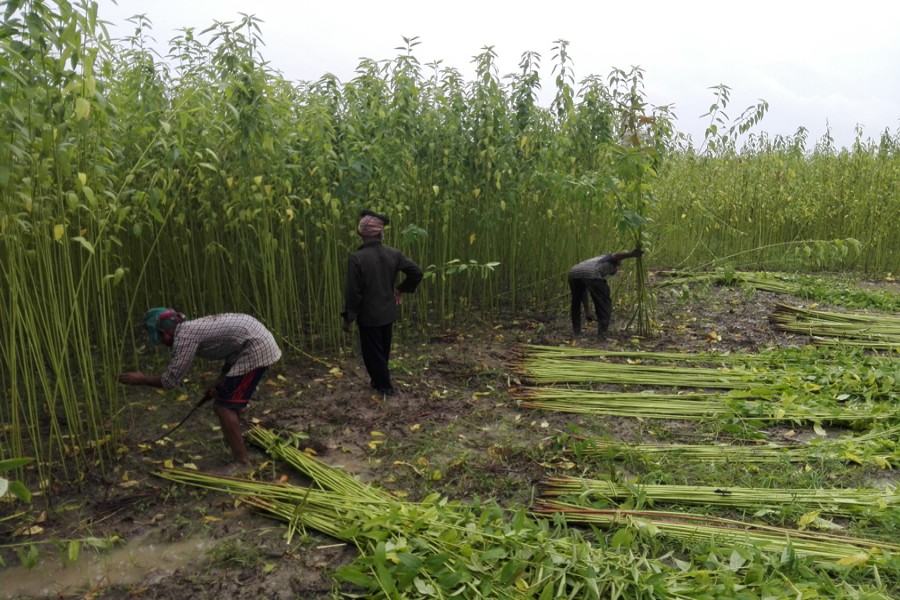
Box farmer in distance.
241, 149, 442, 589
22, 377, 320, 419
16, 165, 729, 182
568, 248, 643, 339
119, 309, 282, 469
342, 209, 423, 397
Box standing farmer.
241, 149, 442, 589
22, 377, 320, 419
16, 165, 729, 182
119, 309, 282, 469
342, 210, 423, 396
568, 248, 643, 338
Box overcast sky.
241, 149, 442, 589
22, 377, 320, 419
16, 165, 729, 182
95, 0, 899, 150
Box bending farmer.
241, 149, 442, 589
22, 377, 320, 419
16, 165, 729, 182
119, 310, 282, 468
568, 248, 643, 338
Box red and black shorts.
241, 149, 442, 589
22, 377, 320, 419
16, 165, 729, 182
214, 367, 267, 411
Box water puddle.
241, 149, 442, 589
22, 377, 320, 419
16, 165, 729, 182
1, 530, 212, 598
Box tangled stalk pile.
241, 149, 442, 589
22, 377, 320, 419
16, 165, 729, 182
532, 500, 900, 565
540, 476, 900, 519
153, 427, 895, 597
518, 387, 880, 421
573, 426, 900, 469
517, 357, 763, 388
519, 344, 798, 365
654, 270, 900, 347
770, 304, 900, 348
156, 427, 675, 598
656, 269, 900, 312
516, 344, 900, 423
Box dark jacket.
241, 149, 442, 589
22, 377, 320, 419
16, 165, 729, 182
342, 241, 423, 327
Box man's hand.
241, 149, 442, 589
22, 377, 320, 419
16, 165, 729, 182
119, 371, 145, 385
393, 289, 403, 306
118, 372, 163, 387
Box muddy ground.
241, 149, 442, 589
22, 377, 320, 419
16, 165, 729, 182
0, 277, 880, 599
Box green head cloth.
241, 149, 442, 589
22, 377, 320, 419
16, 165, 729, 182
142, 307, 185, 344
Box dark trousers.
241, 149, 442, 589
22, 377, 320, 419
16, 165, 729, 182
214, 367, 267, 411
569, 277, 612, 336
358, 323, 394, 391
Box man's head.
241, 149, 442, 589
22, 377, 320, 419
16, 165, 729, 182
357, 209, 390, 240
142, 308, 186, 347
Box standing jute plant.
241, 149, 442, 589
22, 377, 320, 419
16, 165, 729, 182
605, 67, 673, 336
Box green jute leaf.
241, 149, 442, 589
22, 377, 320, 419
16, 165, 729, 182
75, 97, 91, 120
4, 0, 23, 20
0, 458, 34, 471
373, 541, 397, 595
8, 481, 31, 502
611, 527, 635, 548
71, 236, 95, 254
82, 537, 114, 550
68, 540, 80, 564
334, 565, 377, 589
729, 548, 747, 571
413, 577, 436, 596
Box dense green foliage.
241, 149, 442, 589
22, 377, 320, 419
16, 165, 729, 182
1, 0, 898, 492
657, 136, 900, 273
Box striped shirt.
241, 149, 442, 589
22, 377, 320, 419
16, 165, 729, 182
161, 313, 282, 389
568, 254, 619, 280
